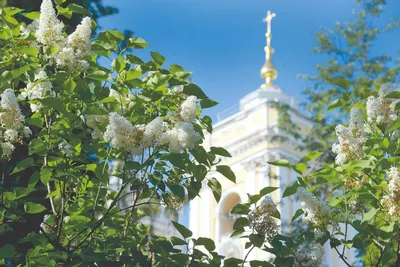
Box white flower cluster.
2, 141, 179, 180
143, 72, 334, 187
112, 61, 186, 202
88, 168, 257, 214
103, 96, 201, 154
0, 89, 32, 156
103, 112, 145, 155
180, 95, 197, 122
58, 141, 75, 158
294, 242, 324, 267
36, 0, 63, 45
34, 0, 92, 72
247, 196, 279, 243
332, 107, 365, 164
161, 122, 201, 153
381, 167, 400, 217
366, 83, 400, 128
22, 70, 54, 112
297, 187, 330, 225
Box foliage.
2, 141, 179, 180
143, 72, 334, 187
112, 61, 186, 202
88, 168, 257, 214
0, 1, 234, 266
234, 83, 400, 266
4, 0, 118, 30
276, 0, 400, 153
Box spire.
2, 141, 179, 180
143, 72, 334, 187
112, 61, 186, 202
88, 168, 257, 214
260, 10, 278, 89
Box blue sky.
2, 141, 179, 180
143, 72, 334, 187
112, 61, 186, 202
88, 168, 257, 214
100, 0, 400, 121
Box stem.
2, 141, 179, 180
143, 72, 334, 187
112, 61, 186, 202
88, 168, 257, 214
333, 245, 351, 267
47, 182, 57, 215
242, 245, 255, 267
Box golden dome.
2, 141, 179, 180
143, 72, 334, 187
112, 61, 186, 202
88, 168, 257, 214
260, 11, 278, 88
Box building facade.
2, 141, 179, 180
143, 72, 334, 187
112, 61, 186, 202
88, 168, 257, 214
189, 10, 356, 267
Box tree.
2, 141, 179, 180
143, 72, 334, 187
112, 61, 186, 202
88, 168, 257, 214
0, 1, 232, 265
276, 0, 400, 153
4, 0, 118, 29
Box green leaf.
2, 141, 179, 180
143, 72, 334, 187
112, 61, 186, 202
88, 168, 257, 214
268, 159, 291, 168
182, 84, 208, 99
385, 91, 400, 99
249, 233, 265, 248
0, 244, 15, 259
233, 217, 249, 229
196, 237, 216, 252
12, 157, 34, 174
250, 260, 274, 267
151, 51, 166, 66
24, 202, 46, 214
327, 98, 345, 112
128, 37, 149, 49
200, 99, 219, 109
210, 147, 231, 157
86, 71, 109, 81
171, 221, 192, 239
260, 186, 279, 196
107, 30, 124, 41
300, 151, 323, 163
381, 251, 396, 266
64, 77, 76, 92
381, 222, 395, 233
208, 178, 222, 202
28, 138, 47, 156
22, 11, 40, 20
282, 183, 299, 198
55, 0, 66, 4
387, 117, 400, 133
40, 97, 67, 115
40, 168, 52, 185
224, 258, 243, 265
330, 78, 351, 89
17, 47, 38, 56
216, 165, 236, 183
363, 208, 378, 222
112, 56, 126, 73
291, 208, 304, 222
67, 3, 89, 14
231, 203, 251, 215
327, 196, 343, 207
170, 236, 187, 246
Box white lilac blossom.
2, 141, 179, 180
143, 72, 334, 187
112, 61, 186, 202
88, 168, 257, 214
142, 117, 164, 148
1, 142, 15, 156
54, 47, 89, 72
247, 196, 279, 242
161, 122, 201, 153
0, 89, 25, 128
332, 107, 365, 164
20, 19, 39, 37
294, 242, 324, 267
103, 112, 145, 154
22, 70, 54, 112
58, 141, 74, 158
381, 167, 400, 217
36, 0, 63, 45
366, 83, 400, 128
0, 89, 32, 156
4, 129, 19, 143
297, 187, 330, 225
67, 17, 92, 57
180, 96, 197, 122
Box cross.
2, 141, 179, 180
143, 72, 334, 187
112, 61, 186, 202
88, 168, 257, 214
262, 10, 276, 46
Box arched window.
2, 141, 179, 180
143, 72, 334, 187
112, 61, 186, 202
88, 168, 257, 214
219, 193, 241, 239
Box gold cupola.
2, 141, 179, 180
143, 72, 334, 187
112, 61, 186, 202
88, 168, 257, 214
260, 10, 278, 89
